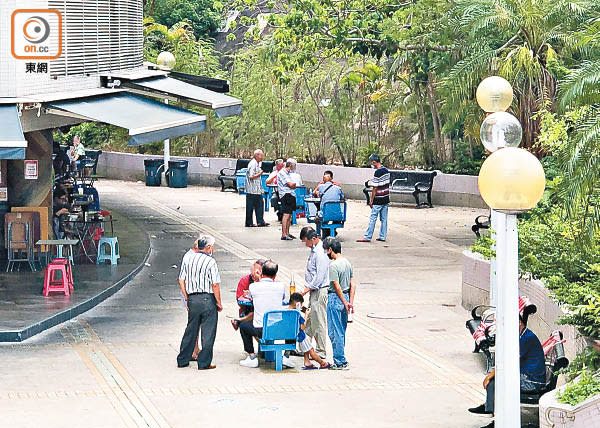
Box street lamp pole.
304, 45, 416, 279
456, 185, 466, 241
493, 210, 520, 427
156, 51, 176, 186
476, 77, 545, 428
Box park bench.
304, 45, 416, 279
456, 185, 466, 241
259, 310, 300, 371
466, 296, 538, 370
218, 159, 276, 193
363, 170, 436, 208
218, 159, 250, 192
465, 298, 569, 418
472, 213, 491, 238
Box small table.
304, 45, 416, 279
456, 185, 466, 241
63, 218, 105, 263
36, 239, 79, 265
304, 197, 321, 220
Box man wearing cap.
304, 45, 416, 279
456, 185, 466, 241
357, 154, 390, 243
468, 316, 546, 428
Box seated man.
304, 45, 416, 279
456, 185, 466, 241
313, 170, 341, 197
234, 259, 266, 320
468, 316, 546, 428
52, 189, 71, 238
235, 260, 293, 368
315, 172, 344, 236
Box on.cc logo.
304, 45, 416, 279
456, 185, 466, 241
11, 9, 62, 60
23, 16, 51, 44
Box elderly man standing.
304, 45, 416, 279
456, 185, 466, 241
277, 159, 298, 240
300, 226, 329, 359
245, 149, 269, 228
177, 235, 223, 370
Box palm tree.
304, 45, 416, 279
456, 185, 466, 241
443, 0, 598, 152
556, 20, 600, 237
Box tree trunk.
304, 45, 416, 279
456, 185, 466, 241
426, 81, 443, 163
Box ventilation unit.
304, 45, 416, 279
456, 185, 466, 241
47, 0, 143, 77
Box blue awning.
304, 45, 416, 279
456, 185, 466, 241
0, 105, 27, 159
123, 77, 242, 118
45, 93, 206, 146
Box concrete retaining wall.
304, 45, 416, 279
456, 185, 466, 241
461, 250, 600, 427
461, 250, 587, 362
97, 151, 487, 208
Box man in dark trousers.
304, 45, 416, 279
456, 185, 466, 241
468, 317, 546, 428
176, 235, 223, 370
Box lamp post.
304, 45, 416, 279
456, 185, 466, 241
157, 51, 176, 186
476, 77, 546, 428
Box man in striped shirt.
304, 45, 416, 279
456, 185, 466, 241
357, 154, 390, 243
176, 235, 223, 370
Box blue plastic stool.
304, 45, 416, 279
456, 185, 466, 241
56, 243, 74, 264
97, 237, 120, 265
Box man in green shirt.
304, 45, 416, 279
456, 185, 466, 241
323, 237, 356, 370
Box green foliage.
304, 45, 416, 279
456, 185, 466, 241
146, 0, 222, 39
438, 140, 485, 175
557, 370, 600, 406
471, 233, 495, 260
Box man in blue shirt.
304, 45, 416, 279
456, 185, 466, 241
468, 317, 546, 428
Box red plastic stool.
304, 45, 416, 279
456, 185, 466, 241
52, 258, 74, 290
43, 260, 72, 296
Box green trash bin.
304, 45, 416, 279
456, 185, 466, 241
166, 160, 189, 188
144, 159, 164, 187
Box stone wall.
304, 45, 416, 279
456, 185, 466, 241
97, 151, 487, 208
462, 250, 600, 427
462, 250, 587, 362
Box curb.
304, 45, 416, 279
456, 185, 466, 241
0, 242, 152, 343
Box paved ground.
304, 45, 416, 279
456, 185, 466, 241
0, 180, 502, 427
0, 208, 148, 337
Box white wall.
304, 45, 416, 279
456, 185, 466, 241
97, 151, 487, 208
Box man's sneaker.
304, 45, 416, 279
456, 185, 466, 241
240, 356, 259, 368
329, 362, 349, 370
282, 355, 295, 368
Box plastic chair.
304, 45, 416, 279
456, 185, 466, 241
259, 310, 301, 371
97, 237, 120, 265
317, 201, 347, 238
43, 260, 72, 296
292, 187, 307, 225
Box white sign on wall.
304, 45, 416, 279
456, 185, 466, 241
24, 160, 38, 179
200, 157, 210, 168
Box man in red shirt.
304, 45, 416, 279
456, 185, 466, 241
235, 259, 266, 318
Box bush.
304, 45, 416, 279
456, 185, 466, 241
557, 370, 600, 406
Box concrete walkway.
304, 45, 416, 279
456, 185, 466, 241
0, 180, 493, 428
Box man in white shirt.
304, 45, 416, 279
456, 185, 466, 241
237, 260, 293, 368
277, 159, 298, 241
245, 149, 269, 227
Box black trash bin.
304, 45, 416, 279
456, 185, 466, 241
144, 159, 164, 186
166, 160, 189, 188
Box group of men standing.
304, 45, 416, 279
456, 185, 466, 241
175, 229, 356, 371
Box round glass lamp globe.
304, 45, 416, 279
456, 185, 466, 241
157, 51, 176, 69
476, 76, 513, 112
478, 147, 545, 212
480, 112, 522, 152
